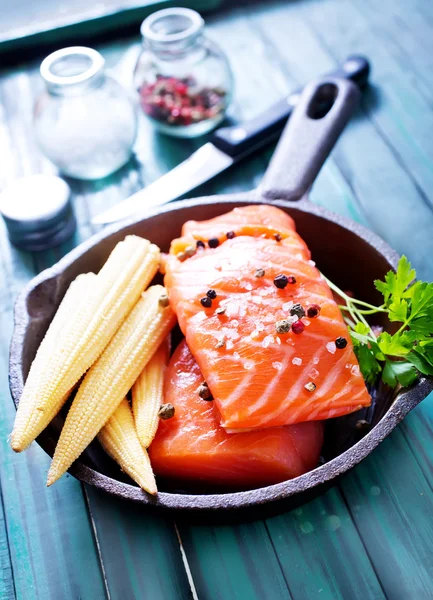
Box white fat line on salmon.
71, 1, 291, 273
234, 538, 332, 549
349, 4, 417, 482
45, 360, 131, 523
310, 388, 367, 422
242, 352, 294, 418
217, 371, 257, 410
257, 346, 330, 427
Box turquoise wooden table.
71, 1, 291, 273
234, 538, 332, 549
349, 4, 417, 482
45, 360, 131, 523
2, 1, 433, 598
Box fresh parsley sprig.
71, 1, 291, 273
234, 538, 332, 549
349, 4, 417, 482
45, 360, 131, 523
324, 256, 433, 388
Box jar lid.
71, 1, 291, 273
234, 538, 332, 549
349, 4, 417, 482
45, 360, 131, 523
0, 175, 76, 251
141, 8, 204, 51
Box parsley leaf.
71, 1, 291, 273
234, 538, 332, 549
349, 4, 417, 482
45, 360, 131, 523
329, 256, 433, 390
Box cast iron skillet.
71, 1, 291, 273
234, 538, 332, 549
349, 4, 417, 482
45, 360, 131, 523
9, 78, 433, 520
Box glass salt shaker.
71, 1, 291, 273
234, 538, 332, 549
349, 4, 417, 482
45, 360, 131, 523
134, 8, 233, 137
34, 47, 138, 180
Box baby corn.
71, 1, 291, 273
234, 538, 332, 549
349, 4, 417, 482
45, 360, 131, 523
132, 336, 170, 448
47, 285, 176, 486
98, 398, 157, 495
11, 236, 160, 452
11, 273, 95, 447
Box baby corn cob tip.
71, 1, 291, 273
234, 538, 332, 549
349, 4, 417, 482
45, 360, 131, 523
47, 284, 176, 486
11, 236, 160, 452
98, 398, 157, 495
132, 336, 170, 448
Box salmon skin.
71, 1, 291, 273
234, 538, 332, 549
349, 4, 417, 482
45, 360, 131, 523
164, 205, 372, 431
149, 341, 324, 489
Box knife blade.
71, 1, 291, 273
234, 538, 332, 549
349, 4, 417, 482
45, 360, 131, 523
93, 55, 369, 225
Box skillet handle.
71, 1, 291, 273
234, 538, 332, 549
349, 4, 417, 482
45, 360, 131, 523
260, 77, 360, 201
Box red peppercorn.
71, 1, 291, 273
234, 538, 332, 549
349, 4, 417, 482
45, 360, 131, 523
292, 320, 305, 334
226, 231, 236, 239
307, 304, 321, 318
287, 275, 297, 284
274, 233, 282, 242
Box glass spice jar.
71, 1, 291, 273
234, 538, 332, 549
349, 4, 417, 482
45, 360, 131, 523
134, 8, 233, 137
34, 47, 138, 180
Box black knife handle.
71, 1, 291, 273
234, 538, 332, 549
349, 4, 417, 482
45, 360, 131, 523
211, 55, 370, 158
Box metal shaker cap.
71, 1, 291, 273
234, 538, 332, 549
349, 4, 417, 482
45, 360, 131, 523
0, 175, 76, 251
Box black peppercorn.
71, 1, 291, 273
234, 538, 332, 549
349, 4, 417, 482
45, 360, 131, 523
226, 231, 236, 239
335, 336, 348, 349
207, 289, 217, 299
196, 240, 206, 249
208, 237, 220, 248
290, 303, 305, 318
274, 233, 282, 242
274, 274, 288, 289
200, 296, 212, 308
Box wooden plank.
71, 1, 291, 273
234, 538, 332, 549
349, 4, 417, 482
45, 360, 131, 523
265, 489, 385, 600
177, 519, 292, 600
302, 0, 433, 212
0, 486, 15, 600
85, 488, 193, 600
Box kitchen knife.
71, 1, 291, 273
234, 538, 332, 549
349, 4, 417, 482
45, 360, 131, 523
93, 55, 369, 225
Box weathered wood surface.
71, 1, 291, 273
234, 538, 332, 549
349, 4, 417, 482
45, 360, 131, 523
1, 1, 433, 598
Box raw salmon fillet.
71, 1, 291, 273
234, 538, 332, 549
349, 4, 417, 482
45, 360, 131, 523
164, 205, 372, 431
149, 341, 324, 488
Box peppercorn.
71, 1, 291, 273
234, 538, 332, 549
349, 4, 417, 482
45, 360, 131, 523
307, 304, 321, 318
290, 303, 305, 318
207, 289, 217, 299
226, 231, 236, 239
287, 275, 297, 284
198, 382, 213, 400
215, 306, 226, 315
304, 382, 316, 392
200, 296, 212, 308
208, 237, 220, 248
292, 320, 305, 334
274, 233, 282, 242
196, 240, 206, 249
158, 403, 175, 420
177, 245, 196, 261
255, 268, 265, 278
275, 319, 291, 334
335, 336, 348, 349
159, 294, 170, 308
274, 274, 288, 289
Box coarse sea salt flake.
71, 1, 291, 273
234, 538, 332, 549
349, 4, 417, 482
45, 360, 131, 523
252, 295, 262, 304
257, 322, 265, 332
262, 335, 274, 348
292, 357, 302, 366
250, 330, 259, 339
313, 357, 320, 365
282, 301, 294, 312
276, 337, 281, 345
231, 319, 239, 327
351, 365, 360, 376
326, 342, 336, 354
245, 282, 253, 291
272, 361, 283, 371
226, 340, 234, 350
308, 260, 316, 266
233, 352, 240, 360
309, 368, 319, 380
244, 359, 254, 370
